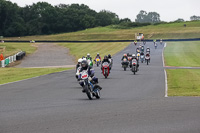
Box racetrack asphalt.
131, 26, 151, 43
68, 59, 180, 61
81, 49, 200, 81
0, 42, 200, 133
16, 43, 75, 68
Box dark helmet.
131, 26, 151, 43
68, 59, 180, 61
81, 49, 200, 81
108, 54, 111, 58
104, 55, 108, 59
127, 53, 129, 56
82, 56, 85, 59
81, 60, 88, 70
97, 53, 99, 56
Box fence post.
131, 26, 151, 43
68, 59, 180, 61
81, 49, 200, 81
1, 60, 5, 67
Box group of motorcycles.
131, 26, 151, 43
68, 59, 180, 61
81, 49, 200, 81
75, 54, 113, 100
121, 45, 151, 75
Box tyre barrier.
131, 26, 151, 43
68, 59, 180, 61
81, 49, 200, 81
16, 51, 26, 60
0, 51, 25, 67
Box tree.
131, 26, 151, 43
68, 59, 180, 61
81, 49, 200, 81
190, 15, 200, 21
174, 18, 185, 22
147, 12, 160, 23
135, 10, 148, 23
135, 10, 161, 23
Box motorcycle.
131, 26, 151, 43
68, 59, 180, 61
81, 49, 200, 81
131, 59, 138, 75
95, 58, 101, 67
121, 58, 129, 71
76, 66, 81, 79
146, 48, 150, 54
136, 53, 140, 61
128, 56, 132, 68
87, 59, 93, 67
145, 55, 150, 65
140, 55, 145, 63
80, 70, 101, 100
102, 62, 110, 78
140, 46, 144, 53
154, 43, 157, 49
108, 58, 113, 70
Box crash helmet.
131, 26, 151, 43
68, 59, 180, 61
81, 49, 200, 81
78, 58, 83, 64
87, 53, 90, 57
108, 54, 111, 58
123, 54, 127, 57
81, 60, 88, 70
82, 56, 85, 59
104, 55, 108, 59
132, 54, 136, 59
97, 53, 99, 56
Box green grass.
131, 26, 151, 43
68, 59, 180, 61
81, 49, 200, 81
58, 42, 130, 60
0, 43, 37, 57
5, 21, 200, 41
0, 67, 72, 85
164, 41, 200, 67
167, 69, 200, 96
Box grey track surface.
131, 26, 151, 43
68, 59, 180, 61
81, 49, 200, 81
1, 43, 200, 133
16, 43, 75, 68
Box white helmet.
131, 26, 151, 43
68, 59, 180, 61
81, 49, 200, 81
78, 58, 83, 63
82, 57, 87, 61
132, 54, 136, 57
87, 53, 90, 56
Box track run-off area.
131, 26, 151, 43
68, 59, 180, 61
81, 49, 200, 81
0, 42, 200, 133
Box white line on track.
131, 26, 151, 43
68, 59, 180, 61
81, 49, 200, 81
162, 43, 168, 97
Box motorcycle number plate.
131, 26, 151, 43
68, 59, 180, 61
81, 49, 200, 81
82, 74, 88, 79
96, 59, 100, 61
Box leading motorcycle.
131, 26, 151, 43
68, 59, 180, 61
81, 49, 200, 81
80, 70, 101, 100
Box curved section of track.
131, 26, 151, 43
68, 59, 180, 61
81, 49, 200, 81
1, 43, 200, 133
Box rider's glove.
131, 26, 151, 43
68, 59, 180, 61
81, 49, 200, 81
88, 77, 92, 81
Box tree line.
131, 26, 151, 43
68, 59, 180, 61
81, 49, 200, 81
0, 0, 199, 37
0, 0, 122, 37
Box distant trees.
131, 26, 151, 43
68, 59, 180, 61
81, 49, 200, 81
135, 10, 161, 23
0, 1, 121, 37
190, 15, 200, 21
174, 18, 185, 22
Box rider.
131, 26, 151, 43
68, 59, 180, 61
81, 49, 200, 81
134, 40, 137, 45
121, 54, 128, 61
94, 53, 101, 62
101, 55, 111, 72
78, 60, 102, 92
76, 58, 82, 71
86, 53, 92, 60
145, 52, 150, 63
131, 54, 139, 70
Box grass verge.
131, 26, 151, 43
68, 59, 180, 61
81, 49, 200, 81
58, 42, 130, 60
5, 21, 200, 41
0, 67, 72, 85
167, 69, 200, 96
0, 43, 37, 57
164, 41, 200, 67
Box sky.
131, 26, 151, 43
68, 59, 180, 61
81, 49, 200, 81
8, 0, 200, 22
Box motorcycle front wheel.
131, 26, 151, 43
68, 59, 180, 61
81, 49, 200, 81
85, 85, 93, 100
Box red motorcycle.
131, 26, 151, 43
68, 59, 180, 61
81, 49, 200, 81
102, 62, 110, 78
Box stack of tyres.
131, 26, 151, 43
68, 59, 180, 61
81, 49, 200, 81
16, 51, 26, 60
